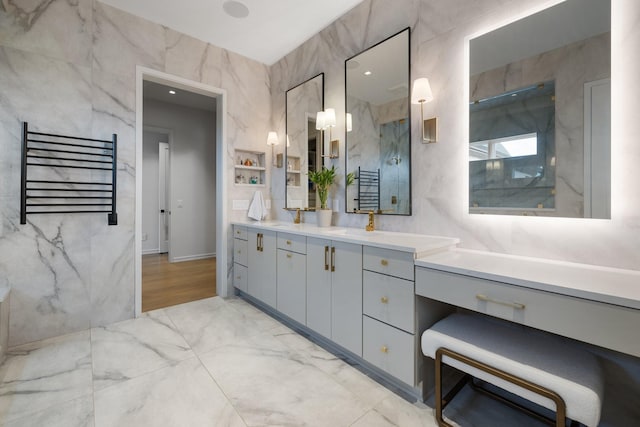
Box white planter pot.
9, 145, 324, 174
316, 209, 333, 227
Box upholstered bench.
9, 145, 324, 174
421, 313, 603, 427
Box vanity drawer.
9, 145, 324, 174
416, 267, 640, 357
233, 263, 248, 292
363, 315, 414, 386
277, 232, 306, 254
234, 238, 248, 266
363, 270, 415, 333
233, 226, 248, 241
363, 246, 414, 281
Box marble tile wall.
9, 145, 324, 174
269, 0, 640, 272
0, 0, 271, 346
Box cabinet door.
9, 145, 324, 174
248, 228, 277, 307
277, 249, 306, 324
306, 237, 332, 338
331, 241, 363, 356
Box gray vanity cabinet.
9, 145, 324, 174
247, 228, 277, 308
307, 237, 363, 357
276, 233, 307, 324
233, 226, 248, 292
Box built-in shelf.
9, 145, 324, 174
235, 149, 266, 185
287, 156, 301, 187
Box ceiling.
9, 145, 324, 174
98, 0, 364, 65
143, 80, 217, 112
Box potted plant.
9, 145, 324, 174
308, 165, 337, 227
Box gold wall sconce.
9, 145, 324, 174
411, 78, 437, 143
267, 131, 280, 166
316, 108, 339, 159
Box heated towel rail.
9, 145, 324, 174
20, 122, 118, 225
355, 167, 380, 211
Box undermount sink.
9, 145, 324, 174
324, 228, 377, 236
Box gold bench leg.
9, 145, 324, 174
434, 347, 567, 427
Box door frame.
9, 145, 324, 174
135, 67, 229, 316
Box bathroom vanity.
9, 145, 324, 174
232, 221, 459, 395
232, 222, 640, 398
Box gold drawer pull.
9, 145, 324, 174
286, 253, 292, 259
236, 230, 241, 235
380, 296, 389, 304
236, 276, 241, 280
381, 346, 388, 353
476, 294, 525, 310
380, 259, 388, 266
286, 240, 292, 245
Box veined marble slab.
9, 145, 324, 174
232, 221, 459, 258
416, 248, 640, 310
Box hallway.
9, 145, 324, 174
142, 254, 216, 312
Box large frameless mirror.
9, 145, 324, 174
345, 28, 411, 215
469, 0, 611, 218
285, 73, 324, 210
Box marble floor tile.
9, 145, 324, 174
93, 356, 245, 427
357, 394, 440, 427
0, 331, 92, 423
91, 309, 194, 390
165, 296, 278, 355
271, 324, 394, 409
199, 331, 371, 427
3, 394, 94, 427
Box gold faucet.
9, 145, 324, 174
365, 210, 375, 232
294, 208, 301, 224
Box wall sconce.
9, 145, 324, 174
315, 108, 339, 159
411, 77, 437, 143
346, 113, 353, 133
267, 131, 280, 167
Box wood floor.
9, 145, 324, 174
142, 253, 216, 312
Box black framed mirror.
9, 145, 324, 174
285, 73, 324, 210
345, 28, 411, 215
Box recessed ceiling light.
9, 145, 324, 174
364, 71, 372, 76
223, 0, 249, 19
169, 90, 176, 95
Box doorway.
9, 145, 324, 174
137, 71, 225, 314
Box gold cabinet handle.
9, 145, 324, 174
476, 294, 525, 310
381, 346, 388, 353
236, 276, 241, 280
380, 259, 388, 266
324, 246, 329, 271
286, 253, 292, 259
256, 234, 260, 251
380, 296, 389, 304
286, 240, 292, 245
331, 246, 336, 272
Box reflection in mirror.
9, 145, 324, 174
285, 73, 323, 210
346, 28, 411, 215
469, 0, 611, 218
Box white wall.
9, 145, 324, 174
142, 130, 167, 253
270, 0, 640, 272
143, 99, 216, 261
0, 0, 271, 346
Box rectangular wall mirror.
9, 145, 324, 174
346, 28, 411, 215
285, 73, 324, 210
469, 0, 611, 218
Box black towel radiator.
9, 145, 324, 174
20, 122, 118, 225
355, 167, 380, 211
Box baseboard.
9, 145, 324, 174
142, 248, 160, 255
171, 252, 216, 263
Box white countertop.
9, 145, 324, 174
232, 221, 459, 258
416, 248, 640, 310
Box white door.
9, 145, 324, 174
159, 142, 170, 253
